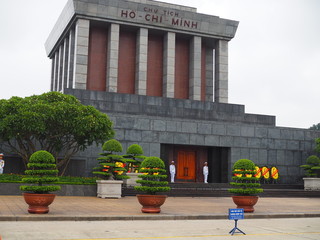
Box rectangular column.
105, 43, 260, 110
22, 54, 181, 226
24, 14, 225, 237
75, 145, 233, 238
163, 32, 175, 98
135, 28, 148, 95
205, 48, 214, 102
189, 36, 201, 101
73, 19, 89, 89
58, 43, 64, 91
214, 40, 228, 103
50, 56, 55, 91
107, 23, 120, 92
53, 50, 59, 91
67, 28, 75, 89
61, 36, 69, 92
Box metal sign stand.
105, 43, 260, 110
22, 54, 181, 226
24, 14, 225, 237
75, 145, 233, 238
229, 219, 246, 235
228, 208, 246, 236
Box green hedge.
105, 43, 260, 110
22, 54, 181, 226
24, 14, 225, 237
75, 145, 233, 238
0, 174, 100, 185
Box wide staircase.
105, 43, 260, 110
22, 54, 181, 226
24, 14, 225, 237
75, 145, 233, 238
123, 183, 320, 198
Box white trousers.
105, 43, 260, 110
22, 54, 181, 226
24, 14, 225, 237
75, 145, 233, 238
170, 173, 175, 183
204, 174, 208, 183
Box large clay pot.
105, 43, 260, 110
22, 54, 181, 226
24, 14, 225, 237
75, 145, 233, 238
136, 194, 167, 213
23, 193, 56, 214
232, 195, 259, 213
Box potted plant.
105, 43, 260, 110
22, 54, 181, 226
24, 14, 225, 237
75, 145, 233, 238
300, 155, 320, 190
134, 156, 171, 213
20, 150, 61, 214
93, 139, 129, 198
228, 159, 263, 213
123, 144, 145, 187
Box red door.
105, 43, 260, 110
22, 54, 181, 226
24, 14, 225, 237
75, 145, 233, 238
177, 151, 196, 181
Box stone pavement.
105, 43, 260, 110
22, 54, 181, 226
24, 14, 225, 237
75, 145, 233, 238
0, 195, 320, 221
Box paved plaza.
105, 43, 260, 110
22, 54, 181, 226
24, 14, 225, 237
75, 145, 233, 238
0, 195, 319, 221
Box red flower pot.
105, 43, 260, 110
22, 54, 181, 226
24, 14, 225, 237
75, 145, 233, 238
136, 194, 167, 213
232, 195, 259, 213
23, 193, 56, 214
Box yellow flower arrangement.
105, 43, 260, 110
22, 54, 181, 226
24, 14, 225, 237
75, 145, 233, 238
270, 167, 279, 180
261, 166, 270, 180
115, 162, 124, 167
254, 166, 261, 179
233, 169, 242, 177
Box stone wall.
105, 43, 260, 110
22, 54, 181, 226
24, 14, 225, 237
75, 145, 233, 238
65, 89, 320, 184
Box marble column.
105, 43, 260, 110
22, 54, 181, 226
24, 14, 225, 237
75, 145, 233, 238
50, 56, 55, 91
214, 40, 228, 103
205, 48, 214, 102
62, 36, 69, 91
67, 28, 75, 89
107, 23, 120, 93
135, 28, 148, 95
189, 36, 201, 101
73, 19, 90, 89
58, 43, 64, 91
53, 50, 59, 91
163, 32, 175, 98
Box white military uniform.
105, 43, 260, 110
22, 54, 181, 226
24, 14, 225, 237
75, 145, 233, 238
203, 164, 209, 183
0, 158, 4, 174
169, 163, 176, 183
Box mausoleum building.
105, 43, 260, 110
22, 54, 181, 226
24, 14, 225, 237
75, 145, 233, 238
44, 0, 320, 184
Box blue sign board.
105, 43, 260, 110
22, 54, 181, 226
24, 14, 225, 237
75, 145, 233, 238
228, 208, 244, 220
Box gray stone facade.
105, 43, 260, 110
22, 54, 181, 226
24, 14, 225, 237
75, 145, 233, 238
39, 0, 320, 186
46, 0, 238, 103
65, 89, 320, 184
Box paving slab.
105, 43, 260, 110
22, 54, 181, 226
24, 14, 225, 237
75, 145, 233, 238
0, 195, 319, 221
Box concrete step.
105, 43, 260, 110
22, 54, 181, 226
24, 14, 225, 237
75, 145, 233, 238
123, 183, 320, 198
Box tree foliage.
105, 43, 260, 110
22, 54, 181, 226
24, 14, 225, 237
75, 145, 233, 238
0, 92, 114, 174
309, 123, 320, 130
315, 138, 320, 154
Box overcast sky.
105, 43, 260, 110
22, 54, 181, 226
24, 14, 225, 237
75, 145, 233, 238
0, 0, 319, 129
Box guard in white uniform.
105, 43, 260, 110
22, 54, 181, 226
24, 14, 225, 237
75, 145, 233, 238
203, 162, 209, 183
169, 161, 176, 183
0, 153, 4, 174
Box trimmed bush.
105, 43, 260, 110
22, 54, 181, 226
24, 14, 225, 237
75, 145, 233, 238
93, 139, 129, 180
300, 155, 320, 177
127, 144, 144, 155
102, 139, 123, 152
20, 150, 61, 193
229, 159, 263, 196
134, 157, 171, 195
123, 144, 145, 173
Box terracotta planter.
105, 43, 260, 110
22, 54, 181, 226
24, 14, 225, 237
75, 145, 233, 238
23, 193, 56, 214
232, 195, 259, 213
136, 194, 167, 213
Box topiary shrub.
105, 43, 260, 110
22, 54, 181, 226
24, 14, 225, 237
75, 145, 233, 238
134, 157, 171, 195
123, 144, 145, 173
228, 159, 263, 196
20, 150, 61, 193
102, 139, 123, 152
300, 155, 320, 177
93, 139, 129, 180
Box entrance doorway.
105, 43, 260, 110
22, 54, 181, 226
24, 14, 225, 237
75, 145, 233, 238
176, 150, 196, 181
161, 144, 230, 183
